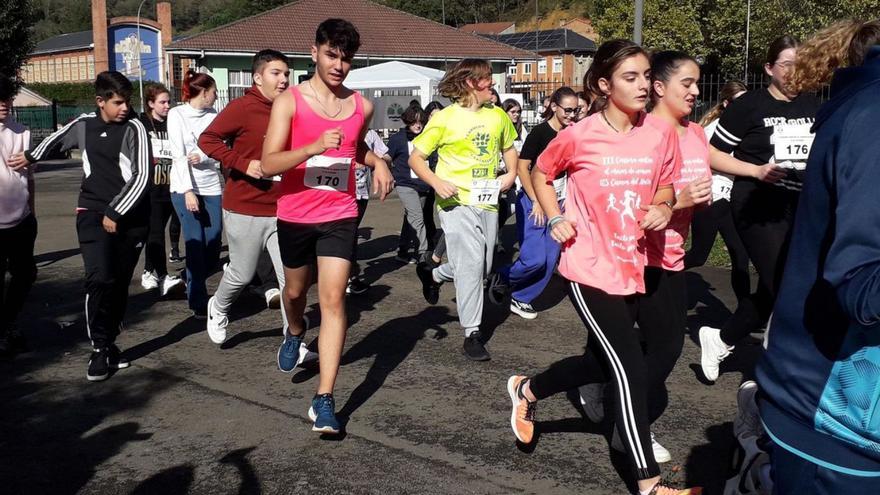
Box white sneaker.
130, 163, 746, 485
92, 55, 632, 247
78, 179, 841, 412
651, 433, 671, 463
578, 383, 605, 423
264, 288, 281, 309
141, 270, 159, 290
699, 326, 734, 381
160, 274, 184, 297
206, 296, 228, 344
734, 380, 763, 440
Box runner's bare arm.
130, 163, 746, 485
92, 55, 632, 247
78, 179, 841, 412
640, 185, 675, 231
532, 166, 574, 243
410, 148, 456, 199
261, 91, 340, 176
709, 145, 785, 183
499, 146, 519, 192
355, 100, 393, 200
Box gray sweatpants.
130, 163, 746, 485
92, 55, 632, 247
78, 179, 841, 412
213, 210, 287, 331
434, 205, 497, 336
398, 186, 430, 257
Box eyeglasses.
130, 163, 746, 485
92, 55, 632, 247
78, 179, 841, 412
774, 61, 796, 70
560, 106, 583, 114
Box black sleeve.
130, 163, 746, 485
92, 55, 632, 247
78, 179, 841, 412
25, 114, 89, 162
710, 96, 754, 154
106, 119, 151, 221
519, 124, 547, 162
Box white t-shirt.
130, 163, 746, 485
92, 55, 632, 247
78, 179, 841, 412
0, 119, 32, 228
355, 129, 390, 200
168, 103, 221, 196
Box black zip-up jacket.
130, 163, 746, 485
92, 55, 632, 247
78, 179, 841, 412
26, 112, 151, 222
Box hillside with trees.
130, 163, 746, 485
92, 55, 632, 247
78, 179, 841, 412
26, 0, 880, 77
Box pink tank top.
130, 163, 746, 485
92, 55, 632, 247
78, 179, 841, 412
277, 86, 364, 224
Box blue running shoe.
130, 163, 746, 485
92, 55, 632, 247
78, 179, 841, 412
308, 394, 341, 434
277, 317, 309, 373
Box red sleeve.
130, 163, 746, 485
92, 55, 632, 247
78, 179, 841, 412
659, 127, 682, 187
198, 99, 251, 174
536, 129, 574, 180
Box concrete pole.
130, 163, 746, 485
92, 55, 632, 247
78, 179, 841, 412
633, 0, 644, 45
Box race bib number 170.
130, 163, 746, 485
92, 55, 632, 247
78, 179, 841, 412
304, 155, 350, 192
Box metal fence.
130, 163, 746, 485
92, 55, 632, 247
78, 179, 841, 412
13, 103, 94, 149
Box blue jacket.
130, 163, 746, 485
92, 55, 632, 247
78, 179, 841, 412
388, 128, 432, 193
756, 46, 880, 476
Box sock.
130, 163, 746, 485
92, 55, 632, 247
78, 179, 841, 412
464, 327, 479, 338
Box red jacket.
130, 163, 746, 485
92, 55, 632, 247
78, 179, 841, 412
199, 86, 280, 217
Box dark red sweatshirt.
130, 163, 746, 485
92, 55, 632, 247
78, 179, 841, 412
199, 86, 280, 217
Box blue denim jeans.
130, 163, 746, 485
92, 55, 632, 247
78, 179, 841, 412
171, 193, 222, 312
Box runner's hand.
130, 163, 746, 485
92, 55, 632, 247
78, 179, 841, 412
753, 163, 787, 183
529, 201, 546, 226
499, 173, 517, 192
676, 176, 712, 208
314, 127, 344, 154
187, 153, 201, 166
372, 162, 394, 200
550, 219, 576, 244
184, 191, 200, 213
102, 215, 117, 234
7, 152, 30, 171
639, 204, 672, 231
433, 180, 458, 199
246, 160, 264, 179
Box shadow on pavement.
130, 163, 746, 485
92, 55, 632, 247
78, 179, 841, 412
684, 422, 737, 494
123, 316, 205, 362
35, 247, 81, 267
131, 464, 195, 495
336, 306, 454, 425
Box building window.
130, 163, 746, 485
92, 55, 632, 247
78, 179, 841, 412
78, 56, 87, 81
538, 59, 547, 74
228, 70, 253, 87
553, 57, 563, 73
523, 63, 532, 75
508, 65, 517, 76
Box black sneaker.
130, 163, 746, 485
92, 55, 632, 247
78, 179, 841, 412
169, 250, 184, 263
87, 349, 110, 382
463, 331, 490, 361
346, 277, 370, 295
394, 251, 415, 264
416, 262, 441, 304
510, 299, 537, 320
6, 325, 27, 352
107, 344, 130, 369
487, 273, 509, 305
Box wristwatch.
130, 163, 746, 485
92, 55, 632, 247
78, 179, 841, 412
659, 200, 674, 210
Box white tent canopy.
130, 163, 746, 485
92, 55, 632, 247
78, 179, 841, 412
346, 61, 445, 107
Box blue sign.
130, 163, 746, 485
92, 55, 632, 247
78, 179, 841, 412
109, 25, 162, 82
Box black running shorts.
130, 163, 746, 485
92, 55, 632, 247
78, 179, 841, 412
277, 218, 358, 268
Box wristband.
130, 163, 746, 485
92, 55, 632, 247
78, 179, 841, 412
548, 215, 565, 229
657, 200, 674, 210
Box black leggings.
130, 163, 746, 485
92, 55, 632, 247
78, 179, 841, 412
144, 199, 181, 277
684, 198, 751, 301
719, 182, 796, 345
529, 273, 686, 480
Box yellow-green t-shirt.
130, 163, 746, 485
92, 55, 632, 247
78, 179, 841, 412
412, 104, 517, 211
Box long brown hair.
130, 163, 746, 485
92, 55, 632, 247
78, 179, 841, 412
583, 39, 649, 113
699, 80, 747, 126
182, 69, 215, 102
437, 58, 492, 106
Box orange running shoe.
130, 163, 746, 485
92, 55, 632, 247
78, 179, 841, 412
507, 375, 536, 444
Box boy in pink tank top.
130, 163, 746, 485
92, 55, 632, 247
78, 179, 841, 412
260, 19, 393, 435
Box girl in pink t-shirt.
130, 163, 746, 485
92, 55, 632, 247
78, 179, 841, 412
504, 40, 700, 495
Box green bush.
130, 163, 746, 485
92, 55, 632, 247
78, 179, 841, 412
25, 81, 152, 106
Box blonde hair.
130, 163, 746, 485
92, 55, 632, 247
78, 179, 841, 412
437, 58, 492, 106
789, 19, 866, 93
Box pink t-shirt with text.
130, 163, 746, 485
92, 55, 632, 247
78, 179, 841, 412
276, 86, 364, 224
647, 121, 711, 271
537, 112, 681, 295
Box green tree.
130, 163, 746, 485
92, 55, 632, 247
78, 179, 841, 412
0, 0, 37, 87
593, 0, 706, 57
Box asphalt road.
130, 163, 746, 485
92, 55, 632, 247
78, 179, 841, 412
0, 164, 763, 494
